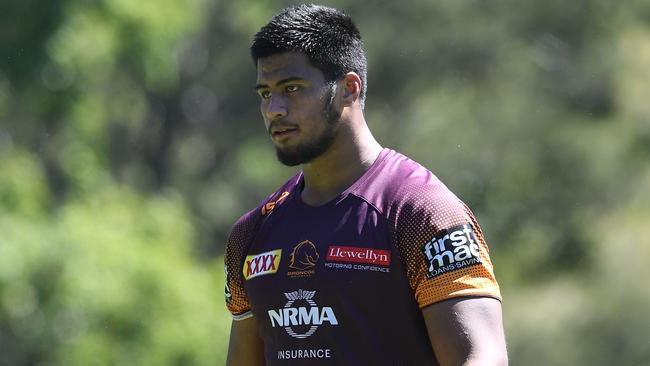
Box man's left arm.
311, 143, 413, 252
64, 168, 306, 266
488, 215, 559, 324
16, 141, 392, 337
422, 296, 507, 366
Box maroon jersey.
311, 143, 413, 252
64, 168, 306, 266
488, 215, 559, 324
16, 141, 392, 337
225, 149, 501, 365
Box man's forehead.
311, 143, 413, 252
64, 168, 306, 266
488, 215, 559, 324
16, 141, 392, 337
256, 52, 323, 84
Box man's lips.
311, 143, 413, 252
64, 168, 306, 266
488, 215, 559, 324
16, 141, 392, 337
270, 125, 299, 139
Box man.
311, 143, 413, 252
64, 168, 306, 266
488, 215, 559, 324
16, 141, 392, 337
225, 4, 507, 365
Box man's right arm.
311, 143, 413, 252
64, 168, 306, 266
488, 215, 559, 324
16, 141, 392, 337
226, 317, 265, 366
224, 207, 267, 365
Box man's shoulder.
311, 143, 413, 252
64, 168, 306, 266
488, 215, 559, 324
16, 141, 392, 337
352, 149, 454, 214
380, 151, 478, 238
229, 171, 302, 234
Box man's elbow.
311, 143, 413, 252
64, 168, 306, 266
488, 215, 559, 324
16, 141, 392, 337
465, 349, 508, 366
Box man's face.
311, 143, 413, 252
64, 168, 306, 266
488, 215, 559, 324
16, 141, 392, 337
255, 52, 341, 166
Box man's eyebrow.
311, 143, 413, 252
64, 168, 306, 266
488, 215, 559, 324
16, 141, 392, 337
254, 77, 306, 91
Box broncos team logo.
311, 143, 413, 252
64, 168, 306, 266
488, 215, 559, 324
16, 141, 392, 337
289, 240, 319, 271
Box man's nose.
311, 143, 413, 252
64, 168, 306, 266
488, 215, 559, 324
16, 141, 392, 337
265, 95, 287, 121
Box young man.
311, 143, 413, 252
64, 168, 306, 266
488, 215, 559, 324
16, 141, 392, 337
225, 4, 507, 365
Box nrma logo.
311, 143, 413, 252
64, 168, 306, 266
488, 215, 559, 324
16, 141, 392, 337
422, 224, 482, 278
268, 290, 338, 339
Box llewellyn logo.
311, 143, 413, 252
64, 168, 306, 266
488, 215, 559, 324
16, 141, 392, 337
288, 240, 319, 278
243, 249, 282, 280
422, 224, 482, 278
268, 289, 338, 339
326, 246, 391, 266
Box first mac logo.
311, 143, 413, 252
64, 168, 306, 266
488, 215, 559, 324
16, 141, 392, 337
243, 249, 282, 280
422, 224, 482, 278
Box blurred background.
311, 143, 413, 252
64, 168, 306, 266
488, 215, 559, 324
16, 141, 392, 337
1, 0, 649, 365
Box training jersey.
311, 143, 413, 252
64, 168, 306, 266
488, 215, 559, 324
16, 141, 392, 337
225, 148, 501, 365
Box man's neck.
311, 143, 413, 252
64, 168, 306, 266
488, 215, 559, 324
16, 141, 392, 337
300, 123, 382, 206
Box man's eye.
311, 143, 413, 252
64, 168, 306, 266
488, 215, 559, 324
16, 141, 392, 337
286, 85, 300, 93
259, 90, 271, 99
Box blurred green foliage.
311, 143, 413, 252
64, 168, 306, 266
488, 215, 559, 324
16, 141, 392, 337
0, 173, 230, 365
1, 0, 649, 365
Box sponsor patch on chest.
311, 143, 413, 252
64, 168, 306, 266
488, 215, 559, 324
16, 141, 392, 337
243, 249, 282, 280
422, 224, 482, 278
326, 246, 391, 266
267, 289, 338, 339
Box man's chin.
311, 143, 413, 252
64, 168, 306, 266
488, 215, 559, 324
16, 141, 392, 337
273, 125, 337, 167
275, 149, 308, 167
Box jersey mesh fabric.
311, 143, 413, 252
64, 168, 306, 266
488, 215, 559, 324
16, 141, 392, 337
346, 149, 500, 308
224, 183, 299, 318
224, 209, 257, 317
389, 179, 500, 308
225, 149, 501, 318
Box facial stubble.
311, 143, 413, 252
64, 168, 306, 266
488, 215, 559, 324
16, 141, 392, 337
275, 83, 341, 166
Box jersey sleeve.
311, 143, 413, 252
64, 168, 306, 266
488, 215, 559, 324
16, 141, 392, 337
224, 173, 301, 320
224, 209, 260, 320
390, 180, 501, 308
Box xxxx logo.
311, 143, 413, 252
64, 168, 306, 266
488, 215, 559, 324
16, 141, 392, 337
243, 249, 282, 280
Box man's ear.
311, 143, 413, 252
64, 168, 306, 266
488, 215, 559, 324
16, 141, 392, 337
341, 72, 362, 106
